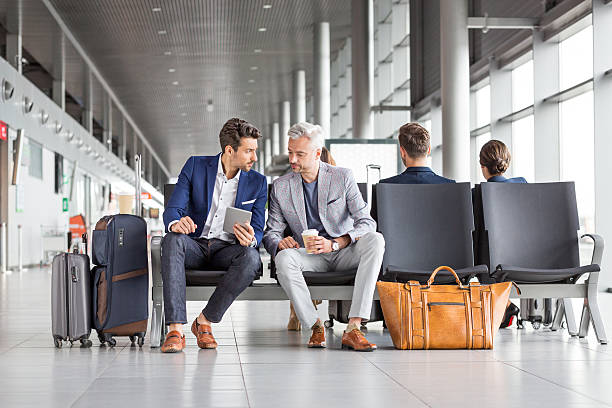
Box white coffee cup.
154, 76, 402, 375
301, 229, 319, 254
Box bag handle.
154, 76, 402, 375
427, 266, 464, 288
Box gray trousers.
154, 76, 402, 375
274, 232, 385, 329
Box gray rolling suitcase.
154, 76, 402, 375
518, 298, 554, 330
51, 250, 93, 348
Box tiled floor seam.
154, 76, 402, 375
232, 312, 252, 408
500, 360, 612, 407
69, 344, 127, 407
368, 359, 433, 407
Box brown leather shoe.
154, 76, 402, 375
307, 325, 326, 348
161, 330, 185, 353
191, 319, 218, 349
341, 329, 376, 352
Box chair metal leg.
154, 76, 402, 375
563, 298, 579, 336
579, 303, 590, 338
150, 300, 164, 348
586, 274, 608, 344
551, 299, 564, 331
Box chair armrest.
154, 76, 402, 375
151, 235, 163, 288
581, 233, 604, 266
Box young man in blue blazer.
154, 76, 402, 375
160, 118, 267, 353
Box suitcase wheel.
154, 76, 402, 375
106, 337, 117, 347
53, 336, 63, 348
80, 338, 92, 348
101, 333, 116, 347
532, 321, 541, 330
129, 335, 136, 344
324, 319, 334, 329
137, 333, 145, 347
98, 333, 106, 345
517, 319, 524, 329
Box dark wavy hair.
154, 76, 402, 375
219, 118, 261, 153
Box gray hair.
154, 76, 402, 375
287, 122, 325, 150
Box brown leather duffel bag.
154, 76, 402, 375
377, 266, 518, 350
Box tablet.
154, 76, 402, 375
223, 207, 252, 234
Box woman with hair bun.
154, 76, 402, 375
479, 139, 527, 183
479, 139, 525, 328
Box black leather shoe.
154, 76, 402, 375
500, 302, 520, 328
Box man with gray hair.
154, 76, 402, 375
263, 122, 385, 352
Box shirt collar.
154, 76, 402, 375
218, 154, 241, 181
487, 175, 507, 182
403, 166, 434, 173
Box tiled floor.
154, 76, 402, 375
0, 266, 611, 407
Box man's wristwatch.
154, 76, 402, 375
331, 240, 340, 252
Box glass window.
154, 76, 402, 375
512, 60, 534, 112
473, 132, 491, 183
511, 115, 535, 182
559, 25, 593, 91
560, 91, 594, 233
475, 85, 490, 129
28, 140, 43, 180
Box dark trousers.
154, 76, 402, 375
161, 232, 261, 324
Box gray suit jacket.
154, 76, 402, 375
263, 161, 376, 257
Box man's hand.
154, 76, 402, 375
234, 222, 255, 247
277, 236, 300, 252
170, 216, 197, 234
306, 236, 333, 254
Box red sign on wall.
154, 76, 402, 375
0, 121, 7, 141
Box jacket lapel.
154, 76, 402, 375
317, 161, 331, 226
289, 173, 308, 233
234, 170, 247, 207
206, 154, 219, 211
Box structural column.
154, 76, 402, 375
593, 0, 612, 290
351, 0, 374, 139
6, 0, 23, 74
488, 58, 513, 170
81, 66, 93, 134
120, 118, 128, 164
279, 100, 291, 154
52, 31, 66, 110
314, 22, 331, 137
439, 0, 470, 181
103, 94, 113, 152
264, 136, 272, 172
291, 70, 306, 125
533, 29, 560, 182
271, 122, 280, 156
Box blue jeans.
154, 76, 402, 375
161, 232, 261, 324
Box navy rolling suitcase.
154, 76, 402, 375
92, 214, 149, 347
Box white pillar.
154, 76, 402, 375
533, 30, 560, 182
6, 0, 22, 74
292, 70, 306, 125
440, 0, 470, 181
82, 66, 93, 134
280, 101, 291, 154
271, 122, 280, 156
52, 31, 66, 110
264, 136, 272, 172
351, 0, 375, 139
314, 22, 331, 137
103, 94, 113, 152
593, 0, 612, 290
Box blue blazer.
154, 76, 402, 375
487, 175, 527, 183
379, 167, 455, 184
163, 154, 268, 246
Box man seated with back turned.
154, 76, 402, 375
160, 118, 267, 353
263, 122, 385, 352
380, 122, 455, 185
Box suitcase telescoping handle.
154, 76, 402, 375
135, 154, 142, 217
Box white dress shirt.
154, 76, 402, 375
169, 156, 251, 244
200, 157, 240, 242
